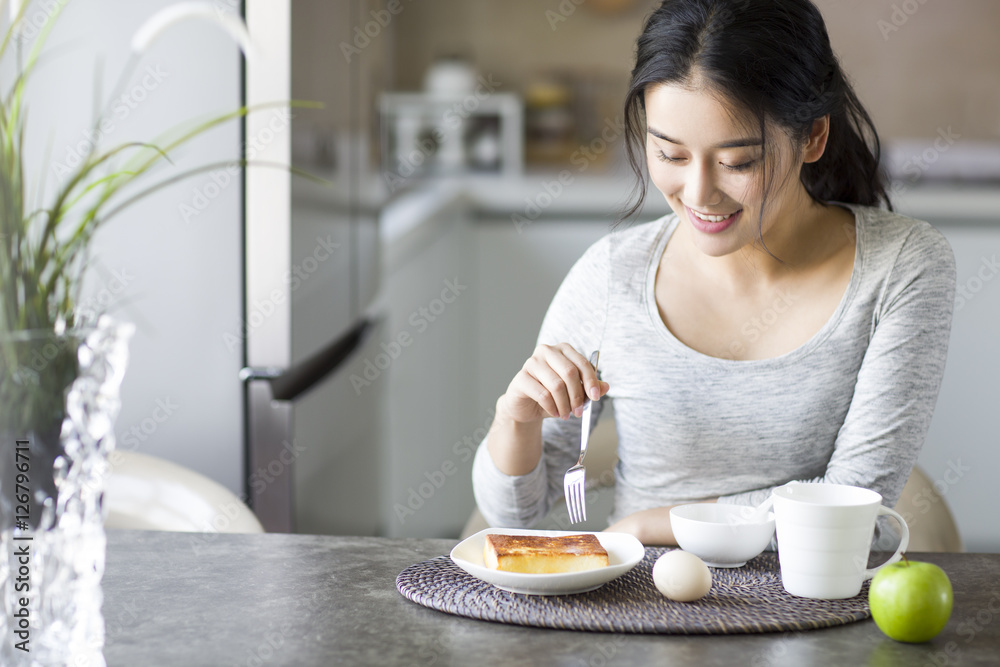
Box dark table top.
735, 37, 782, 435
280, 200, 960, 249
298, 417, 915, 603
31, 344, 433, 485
102, 530, 1000, 666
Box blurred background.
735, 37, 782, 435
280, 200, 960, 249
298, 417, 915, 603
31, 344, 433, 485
15, 0, 1000, 550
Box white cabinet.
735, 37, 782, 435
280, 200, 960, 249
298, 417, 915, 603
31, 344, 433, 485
379, 192, 482, 537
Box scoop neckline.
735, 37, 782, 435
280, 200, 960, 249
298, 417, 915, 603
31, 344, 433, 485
642, 203, 865, 369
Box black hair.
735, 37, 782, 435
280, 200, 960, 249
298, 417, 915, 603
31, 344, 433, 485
621, 0, 891, 226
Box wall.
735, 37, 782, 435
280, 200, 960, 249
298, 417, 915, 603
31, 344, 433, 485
12, 0, 245, 493
291, 0, 391, 169
816, 0, 1000, 142
389, 0, 1000, 144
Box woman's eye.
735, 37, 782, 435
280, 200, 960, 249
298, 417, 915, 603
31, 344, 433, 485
656, 151, 683, 163
723, 160, 759, 172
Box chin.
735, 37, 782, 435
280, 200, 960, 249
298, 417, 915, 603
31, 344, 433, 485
691, 235, 744, 258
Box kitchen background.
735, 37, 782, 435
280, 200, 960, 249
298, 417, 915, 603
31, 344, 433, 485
20, 1, 999, 550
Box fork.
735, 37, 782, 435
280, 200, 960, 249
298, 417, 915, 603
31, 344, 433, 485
563, 350, 600, 525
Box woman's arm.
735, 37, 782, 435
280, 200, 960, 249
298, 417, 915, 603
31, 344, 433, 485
605, 498, 719, 546
473, 235, 612, 527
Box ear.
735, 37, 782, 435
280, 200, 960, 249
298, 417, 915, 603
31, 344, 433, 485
802, 115, 830, 164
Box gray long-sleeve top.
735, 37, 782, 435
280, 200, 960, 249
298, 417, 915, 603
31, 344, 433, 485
473, 204, 956, 539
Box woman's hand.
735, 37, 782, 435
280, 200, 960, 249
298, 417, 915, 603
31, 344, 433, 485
498, 343, 609, 426
605, 507, 679, 546
486, 343, 609, 476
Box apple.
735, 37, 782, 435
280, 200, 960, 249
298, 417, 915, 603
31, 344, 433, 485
868, 555, 953, 643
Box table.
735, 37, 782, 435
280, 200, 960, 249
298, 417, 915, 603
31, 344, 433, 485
103, 530, 1000, 666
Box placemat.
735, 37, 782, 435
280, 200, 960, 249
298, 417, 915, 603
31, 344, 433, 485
396, 549, 871, 634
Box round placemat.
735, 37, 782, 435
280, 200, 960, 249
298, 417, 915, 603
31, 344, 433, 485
396, 549, 871, 634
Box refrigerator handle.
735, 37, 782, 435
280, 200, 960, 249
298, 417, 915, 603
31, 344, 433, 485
240, 315, 379, 401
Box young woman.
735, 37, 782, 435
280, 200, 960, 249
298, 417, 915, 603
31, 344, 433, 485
472, 0, 956, 546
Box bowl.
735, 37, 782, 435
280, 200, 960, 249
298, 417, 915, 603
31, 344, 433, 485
670, 503, 775, 567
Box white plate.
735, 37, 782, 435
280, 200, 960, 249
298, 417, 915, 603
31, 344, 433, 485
450, 528, 645, 596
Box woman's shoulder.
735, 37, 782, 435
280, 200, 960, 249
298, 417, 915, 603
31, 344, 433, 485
580, 213, 678, 266
848, 204, 955, 270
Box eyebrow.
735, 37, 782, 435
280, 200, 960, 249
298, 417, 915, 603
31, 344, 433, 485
647, 126, 762, 149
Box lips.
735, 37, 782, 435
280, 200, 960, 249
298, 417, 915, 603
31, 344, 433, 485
685, 206, 742, 234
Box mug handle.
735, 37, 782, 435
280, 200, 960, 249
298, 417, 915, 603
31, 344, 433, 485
864, 505, 910, 580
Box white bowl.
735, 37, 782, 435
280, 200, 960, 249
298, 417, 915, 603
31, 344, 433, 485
670, 504, 775, 567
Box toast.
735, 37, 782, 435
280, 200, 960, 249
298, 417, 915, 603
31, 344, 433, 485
483, 533, 610, 574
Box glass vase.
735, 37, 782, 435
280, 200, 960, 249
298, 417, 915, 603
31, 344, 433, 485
0, 317, 133, 667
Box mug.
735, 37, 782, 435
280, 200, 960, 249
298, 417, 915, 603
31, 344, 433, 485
771, 482, 909, 600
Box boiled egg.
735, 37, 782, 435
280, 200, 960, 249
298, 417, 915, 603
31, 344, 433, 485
652, 550, 712, 602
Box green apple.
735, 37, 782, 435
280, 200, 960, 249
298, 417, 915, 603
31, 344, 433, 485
869, 556, 953, 643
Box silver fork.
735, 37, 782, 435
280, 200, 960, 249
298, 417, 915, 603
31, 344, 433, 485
563, 350, 599, 525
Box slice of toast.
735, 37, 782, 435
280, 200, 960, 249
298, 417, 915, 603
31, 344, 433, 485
483, 533, 610, 574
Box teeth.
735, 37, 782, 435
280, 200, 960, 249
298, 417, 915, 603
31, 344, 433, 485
691, 210, 735, 223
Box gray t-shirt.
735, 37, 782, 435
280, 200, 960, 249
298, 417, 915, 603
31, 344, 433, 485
473, 204, 956, 538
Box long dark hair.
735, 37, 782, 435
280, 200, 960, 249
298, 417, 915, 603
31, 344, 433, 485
621, 0, 891, 225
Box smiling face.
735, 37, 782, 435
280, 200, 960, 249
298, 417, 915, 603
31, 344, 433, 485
644, 80, 820, 259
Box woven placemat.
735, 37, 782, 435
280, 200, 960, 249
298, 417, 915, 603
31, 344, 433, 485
396, 548, 871, 634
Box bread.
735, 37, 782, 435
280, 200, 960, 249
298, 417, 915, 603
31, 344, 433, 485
483, 533, 610, 574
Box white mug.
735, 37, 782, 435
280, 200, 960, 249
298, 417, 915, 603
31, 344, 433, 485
770, 482, 909, 600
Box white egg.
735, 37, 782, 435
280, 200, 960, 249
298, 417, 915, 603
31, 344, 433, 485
652, 550, 713, 602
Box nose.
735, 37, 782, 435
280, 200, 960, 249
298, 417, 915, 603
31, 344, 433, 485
683, 160, 721, 208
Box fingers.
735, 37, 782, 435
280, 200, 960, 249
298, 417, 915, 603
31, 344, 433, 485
558, 344, 608, 403
519, 343, 605, 420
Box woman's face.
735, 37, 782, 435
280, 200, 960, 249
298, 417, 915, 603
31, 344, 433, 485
644, 81, 813, 258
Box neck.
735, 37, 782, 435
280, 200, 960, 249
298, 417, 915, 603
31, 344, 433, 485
678, 188, 835, 292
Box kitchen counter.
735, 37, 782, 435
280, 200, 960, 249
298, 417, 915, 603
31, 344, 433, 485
102, 530, 1000, 666
293, 165, 1000, 230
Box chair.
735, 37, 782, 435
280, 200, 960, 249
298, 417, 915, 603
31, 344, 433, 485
895, 465, 963, 552
462, 417, 963, 552
104, 450, 264, 533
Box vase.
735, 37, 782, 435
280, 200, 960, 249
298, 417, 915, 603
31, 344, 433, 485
0, 317, 133, 667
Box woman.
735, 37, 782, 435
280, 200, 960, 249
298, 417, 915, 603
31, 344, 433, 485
472, 0, 956, 546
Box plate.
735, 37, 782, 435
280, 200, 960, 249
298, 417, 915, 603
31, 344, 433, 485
449, 528, 645, 596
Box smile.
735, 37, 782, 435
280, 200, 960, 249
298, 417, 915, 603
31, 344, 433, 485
685, 206, 742, 234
